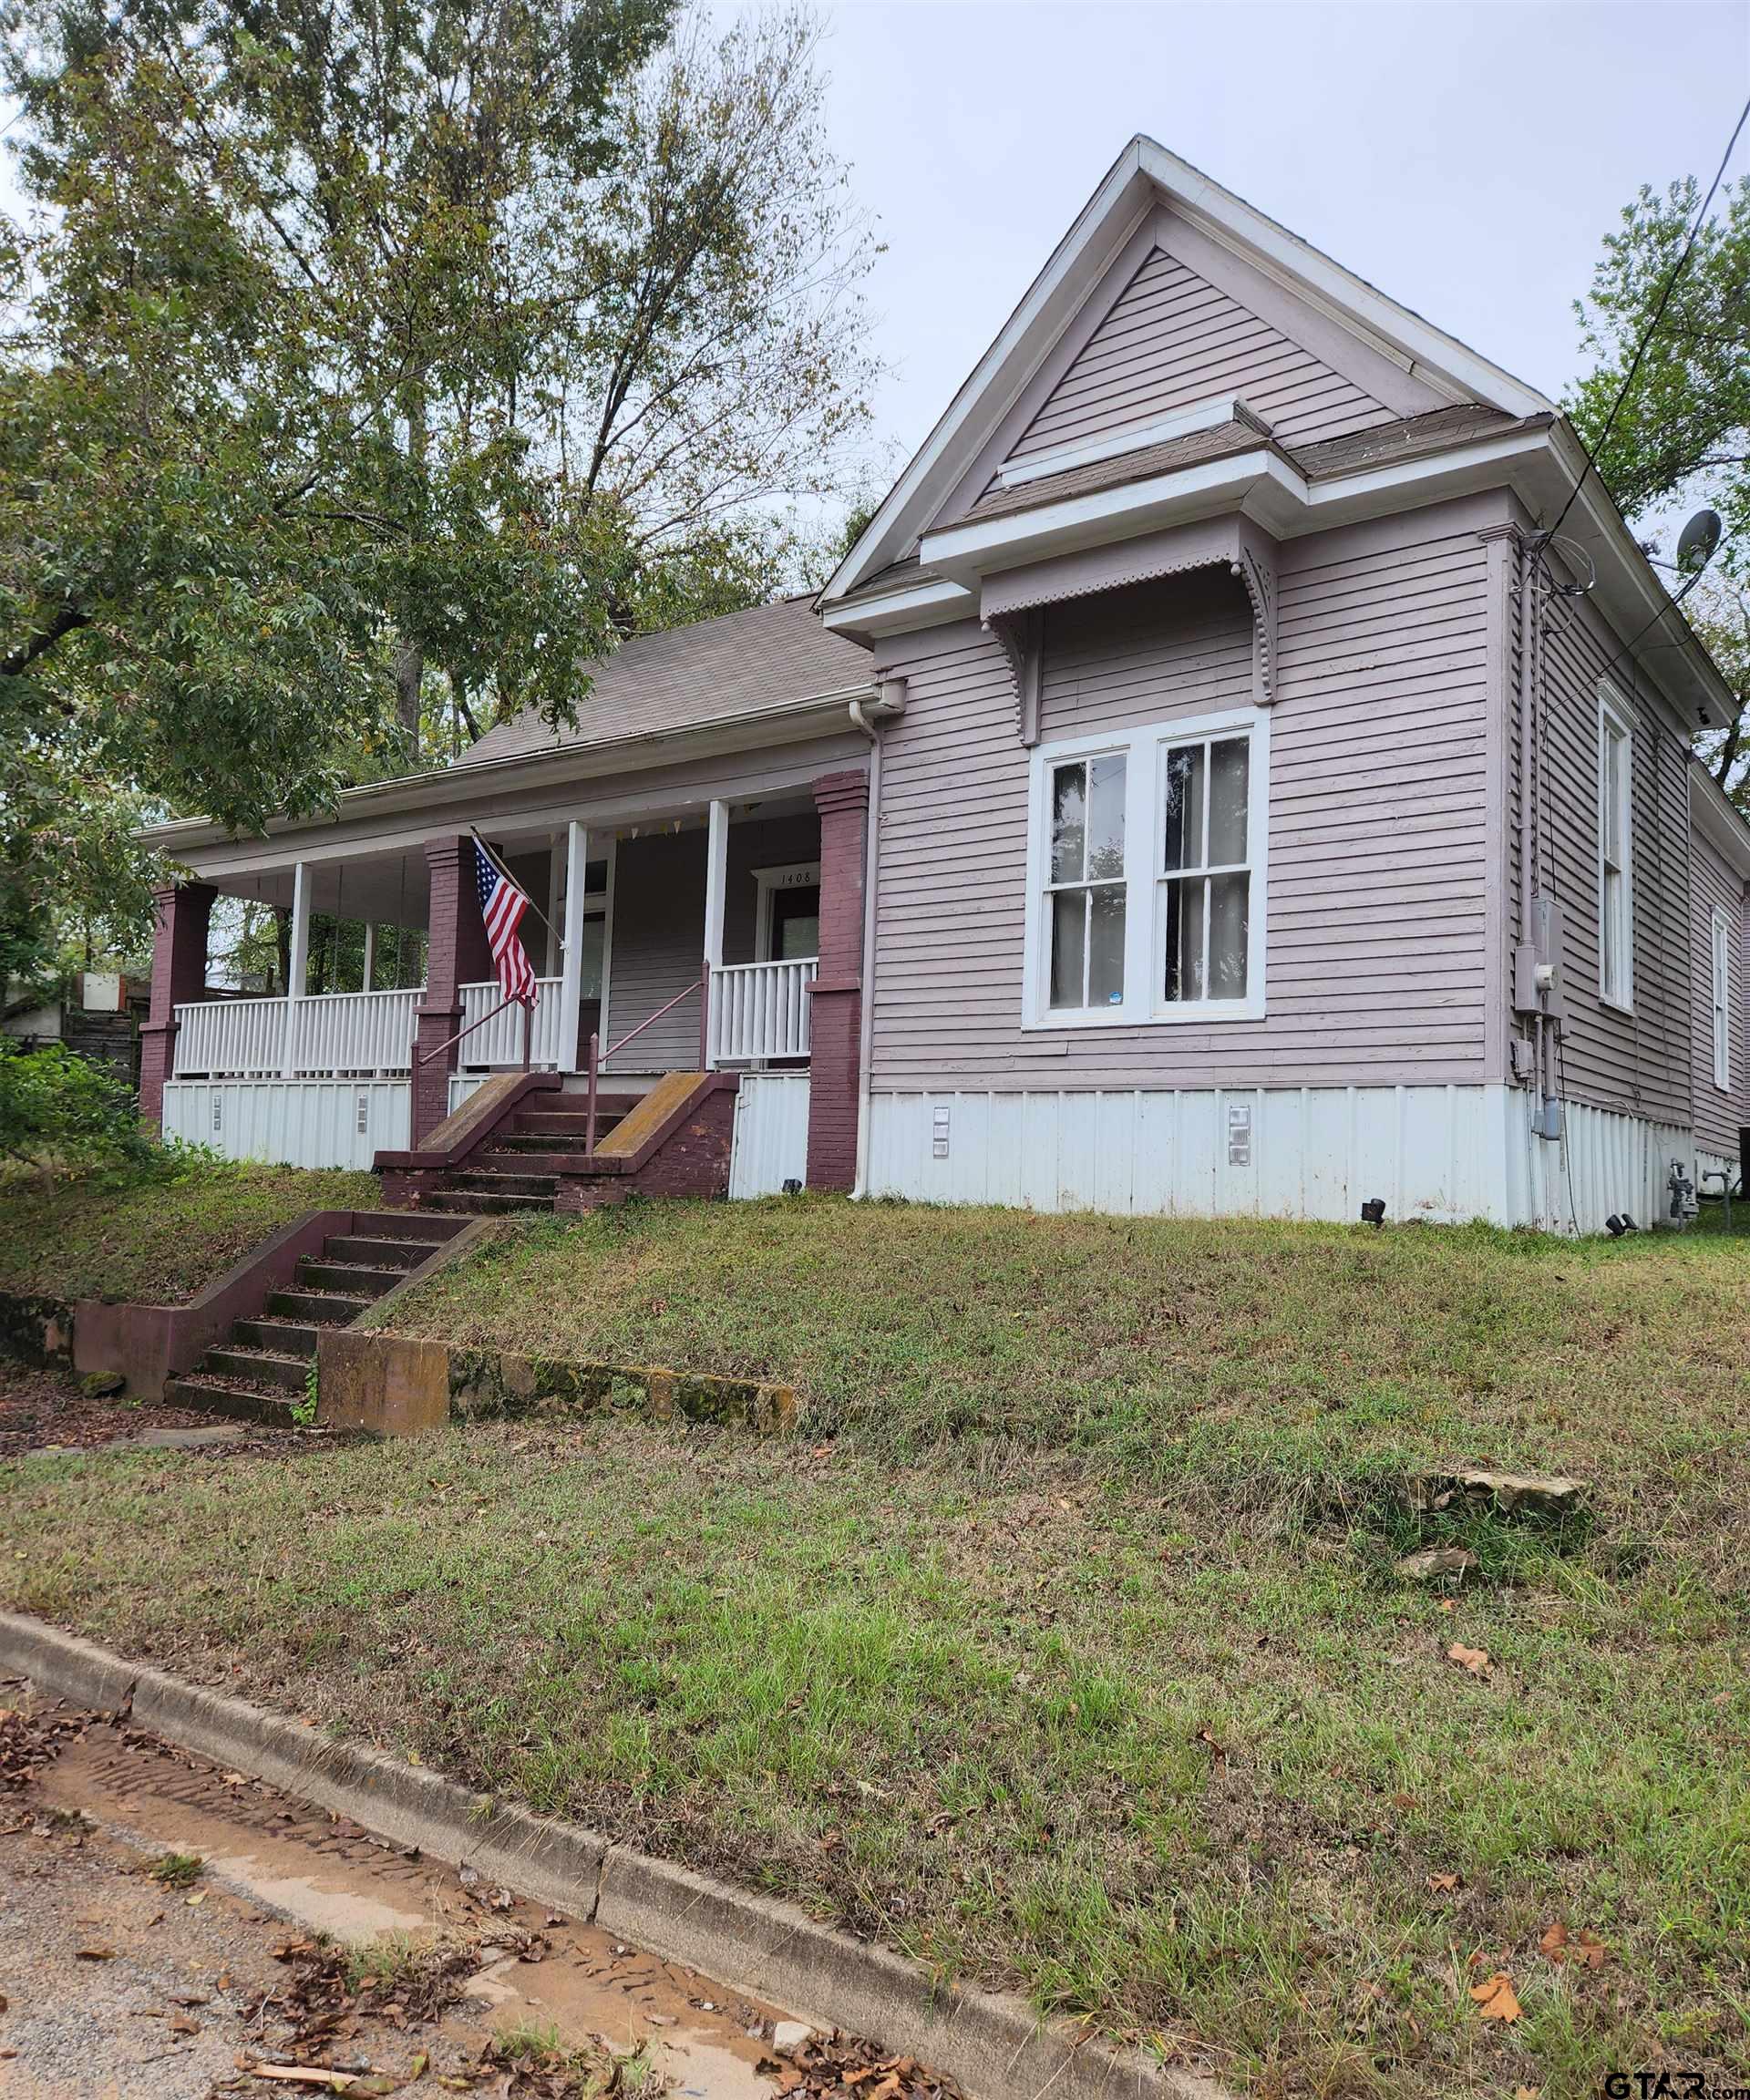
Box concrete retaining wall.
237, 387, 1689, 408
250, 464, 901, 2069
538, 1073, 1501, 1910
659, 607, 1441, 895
318, 1332, 797, 1438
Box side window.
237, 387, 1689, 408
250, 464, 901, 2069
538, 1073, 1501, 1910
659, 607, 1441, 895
1712, 907, 1731, 1093
1598, 685, 1634, 1011
1025, 710, 1267, 1027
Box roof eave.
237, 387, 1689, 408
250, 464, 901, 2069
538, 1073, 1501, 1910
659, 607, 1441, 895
139, 685, 875, 856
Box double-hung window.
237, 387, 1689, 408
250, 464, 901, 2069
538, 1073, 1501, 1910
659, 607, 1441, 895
1598, 683, 1634, 1012
1712, 907, 1732, 1094
1025, 706, 1268, 1027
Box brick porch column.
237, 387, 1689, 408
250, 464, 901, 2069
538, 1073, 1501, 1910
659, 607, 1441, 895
806, 769, 870, 1191
138, 881, 215, 1130
412, 837, 493, 1147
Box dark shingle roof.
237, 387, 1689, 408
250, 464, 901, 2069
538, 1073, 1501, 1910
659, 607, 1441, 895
1289, 403, 1542, 479
962, 411, 1277, 524
458, 596, 872, 767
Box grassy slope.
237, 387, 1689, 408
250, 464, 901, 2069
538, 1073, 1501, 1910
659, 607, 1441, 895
0, 1158, 381, 1302
4, 1197, 1747, 2099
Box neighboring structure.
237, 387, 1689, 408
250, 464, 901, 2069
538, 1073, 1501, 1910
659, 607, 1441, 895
3, 972, 146, 1091
141, 137, 1750, 1231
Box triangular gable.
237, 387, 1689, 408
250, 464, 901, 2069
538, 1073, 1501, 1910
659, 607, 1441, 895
1005, 242, 1396, 468
822, 135, 1553, 606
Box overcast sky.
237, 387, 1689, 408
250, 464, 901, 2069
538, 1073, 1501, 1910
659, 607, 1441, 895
803, 0, 1750, 492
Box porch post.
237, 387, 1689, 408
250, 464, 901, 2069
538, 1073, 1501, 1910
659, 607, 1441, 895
411, 835, 491, 1147
701, 798, 728, 1069
558, 820, 589, 1075
281, 860, 311, 1077
805, 769, 870, 1191
361, 921, 376, 993
138, 881, 215, 1133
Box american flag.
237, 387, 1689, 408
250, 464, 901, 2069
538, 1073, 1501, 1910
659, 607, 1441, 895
474, 840, 536, 1006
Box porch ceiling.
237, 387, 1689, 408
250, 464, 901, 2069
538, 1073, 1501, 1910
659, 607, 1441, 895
211, 847, 431, 928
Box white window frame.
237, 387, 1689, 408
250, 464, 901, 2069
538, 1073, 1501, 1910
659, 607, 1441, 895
1597, 681, 1635, 1014
1022, 705, 1269, 1030
1711, 905, 1732, 1095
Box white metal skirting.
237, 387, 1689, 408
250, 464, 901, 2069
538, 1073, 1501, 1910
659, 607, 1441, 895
865, 1084, 1706, 1234
448, 1073, 489, 1116
729, 1075, 811, 1198
1510, 1096, 1699, 1235
161, 1080, 409, 1171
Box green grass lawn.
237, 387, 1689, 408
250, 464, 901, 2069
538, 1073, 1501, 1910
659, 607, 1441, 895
3, 1197, 1747, 2099
0, 1156, 381, 1302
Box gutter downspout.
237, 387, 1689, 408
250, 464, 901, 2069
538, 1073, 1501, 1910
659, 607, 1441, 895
848, 682, 906, 1199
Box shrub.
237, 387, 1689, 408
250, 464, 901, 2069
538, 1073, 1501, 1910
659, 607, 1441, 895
0, 1039, 151, 1172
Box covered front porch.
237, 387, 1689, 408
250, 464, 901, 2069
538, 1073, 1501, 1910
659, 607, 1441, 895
141, 762, 870, 1189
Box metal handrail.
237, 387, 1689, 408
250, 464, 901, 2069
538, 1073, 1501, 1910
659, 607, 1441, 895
417, 991, 532, 1071
585, 976, 704, 1156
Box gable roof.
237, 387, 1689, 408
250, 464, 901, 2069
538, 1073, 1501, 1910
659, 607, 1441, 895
821, 135, 1550, 607
460, 596, 872, 767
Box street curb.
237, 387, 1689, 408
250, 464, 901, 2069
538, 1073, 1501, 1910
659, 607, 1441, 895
0, 1611, 1229, 2100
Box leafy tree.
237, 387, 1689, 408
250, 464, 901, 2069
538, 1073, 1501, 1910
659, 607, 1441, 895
0, 0, 879, 957
1568, 175, 1750, 795
0, 1039, 153, 1172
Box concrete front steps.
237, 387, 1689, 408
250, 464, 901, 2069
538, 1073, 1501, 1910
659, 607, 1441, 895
165, 1212, 463, 1426
424, 1095, 640, 1215
407, 1075, 740, 1216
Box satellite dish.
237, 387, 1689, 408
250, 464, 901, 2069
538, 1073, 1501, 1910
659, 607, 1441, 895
1676, 509, 1723, 578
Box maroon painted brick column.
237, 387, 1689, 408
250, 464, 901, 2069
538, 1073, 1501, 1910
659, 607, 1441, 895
806, 768, 870, 1192
413, 837, 494, 1148
138, 882, 215, 1130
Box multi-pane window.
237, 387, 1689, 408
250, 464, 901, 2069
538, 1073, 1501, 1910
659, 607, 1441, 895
1045, 752, 1127, 1010
1026, 708, 1267, 1026
1160, 735, 1251, 1004
1712, 908, 1731, 1093
1598, 687, 1633, 1011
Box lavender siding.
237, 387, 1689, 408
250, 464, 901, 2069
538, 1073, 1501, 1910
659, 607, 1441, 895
1516, 574, 1693, 1127
1689, 824, 1744, 1157
604, 811, 819, 1073
869, 499, 1494, 1090
1007, 245, 1398, 465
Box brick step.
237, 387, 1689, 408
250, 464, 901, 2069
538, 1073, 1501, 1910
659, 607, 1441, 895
492, 1131, 616, 1155
424, 1189, 555, 1215
164, 1375, 298, 1427
511, 1109, 632, 1137
201, 1345, 313, 1392
296, 1259, 406, 1297
346, 1210, 468, 1243
233, 1316, 321, 1355
449, 1169, 558, 1198
469, 1149, 591, 1175
268, 1288, 375, 1324
323, 1233, 431, 1271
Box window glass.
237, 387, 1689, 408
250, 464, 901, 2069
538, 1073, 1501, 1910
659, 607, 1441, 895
1209, 872, 1250, 997
1088, 885, 1126, 1006
1163, 746, 1204, 871
1049, 889, 1086, 1008
1051, 763, 1086, 882
1208, 739, 1250, 865
1086, 755, 1127, 878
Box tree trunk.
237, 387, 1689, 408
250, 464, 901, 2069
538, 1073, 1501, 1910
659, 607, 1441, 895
394, 633, 424, 749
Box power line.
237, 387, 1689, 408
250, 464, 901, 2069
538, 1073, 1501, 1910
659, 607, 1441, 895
1545, 90, 1750, 553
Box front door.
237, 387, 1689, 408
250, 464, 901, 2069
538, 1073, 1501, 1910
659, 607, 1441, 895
757, 861, 821, 963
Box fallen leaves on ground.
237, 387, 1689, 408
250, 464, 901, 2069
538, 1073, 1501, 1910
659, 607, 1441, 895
1426, 1872, 1461, 1894
1540, 1921, 1608, 1969
1468, 1971, 1523, 2022
0, 1704, 85, 1800
766, 2030, 967, 2100
1446, 1642, 1493, 1680
453, 2031, 648, 2097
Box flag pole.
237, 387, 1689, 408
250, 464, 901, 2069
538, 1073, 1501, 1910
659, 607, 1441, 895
469, 825, 565, 954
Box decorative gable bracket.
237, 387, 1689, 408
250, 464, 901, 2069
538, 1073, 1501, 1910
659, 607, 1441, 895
981, 513, 1280, 746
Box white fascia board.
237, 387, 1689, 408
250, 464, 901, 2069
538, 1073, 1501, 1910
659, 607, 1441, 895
1136, 139, 1552, 421
140, 688, 874, 859
818, 575, 975, 639
1690, 766, 1750, 880
819, 149, 1158, 603
921, 449, 1299, 583
994, 396, 1248, 489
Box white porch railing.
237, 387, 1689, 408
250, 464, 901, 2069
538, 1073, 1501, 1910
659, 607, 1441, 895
458, 978, 564, 1068
172, 988, 420, 1077
291, 988, 421, 1074
707, 958, 816, 1065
